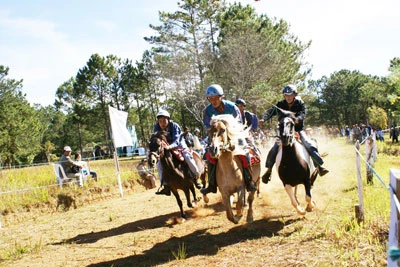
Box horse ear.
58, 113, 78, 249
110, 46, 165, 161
230, 144, 235, 151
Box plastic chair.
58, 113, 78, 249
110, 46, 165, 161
53, 163, 82, 188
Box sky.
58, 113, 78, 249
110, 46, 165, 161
1, 0, 399, 106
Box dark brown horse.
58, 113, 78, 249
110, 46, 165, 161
276, 111, 318, 215
148, 131, 207, 219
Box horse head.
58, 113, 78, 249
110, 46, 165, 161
208, 117, 235, 158
148, 131, 167, 168
279, 111, 296, 146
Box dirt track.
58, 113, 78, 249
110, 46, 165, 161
0, 139, 386, 266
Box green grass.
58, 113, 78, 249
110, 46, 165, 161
0, 157, 146, 213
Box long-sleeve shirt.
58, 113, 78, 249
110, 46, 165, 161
263, 97, 306, 132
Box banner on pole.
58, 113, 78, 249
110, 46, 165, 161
109, 106, 133, 148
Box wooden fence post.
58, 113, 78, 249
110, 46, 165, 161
388, 169, 400, 266
355, 141, 364, 224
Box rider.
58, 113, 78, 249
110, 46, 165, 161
154, 109, 202, 196
235, 98, 260, 155
261, 84, 329, 184
200, 84, 257, 195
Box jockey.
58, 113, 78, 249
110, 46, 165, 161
154, 109, 202, 196
201, 84, 257, 195
261, 84, 329, 184
235, 98, 260, 155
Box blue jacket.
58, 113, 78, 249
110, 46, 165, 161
154, 120, 185, 149
203, 100, 242, 129
241, 110, 258, 131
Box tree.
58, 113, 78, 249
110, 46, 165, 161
0, 66, 42, 165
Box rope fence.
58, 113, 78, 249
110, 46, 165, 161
354, 135, 400, 266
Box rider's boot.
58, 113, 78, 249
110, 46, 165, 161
317, 166, 329, 176
193, 175, 203, 189
200, 163, 217, 195
262, 168, 272, 184
243, 167, 257, 192
155, 184, 171, 196
262, 142, 279, 184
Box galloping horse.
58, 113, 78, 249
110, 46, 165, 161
148, 131, 207, 219
208, 114, 260, 224
276, 111, 319, 215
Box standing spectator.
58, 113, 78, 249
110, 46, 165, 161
390, 125, 399, 143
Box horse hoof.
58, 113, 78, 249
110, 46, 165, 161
203, 195, 209, 204
296, 206, 306, 216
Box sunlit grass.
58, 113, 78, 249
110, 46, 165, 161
0, 157, 146, 213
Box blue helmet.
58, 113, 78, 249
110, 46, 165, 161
282, 84, 297, 95
206, 84, 224, 97
235, 98, 246, 106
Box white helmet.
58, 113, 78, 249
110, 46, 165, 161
63, 146, 72, 151
156, 110, 170, 119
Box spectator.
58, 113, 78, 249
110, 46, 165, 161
59, 146, 83, 186
75, 153, 98, 182
136, 159, 157, 189
192, 128, 204, 156
390, 125, 399, 143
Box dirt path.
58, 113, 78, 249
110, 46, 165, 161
0, 139, 375, 266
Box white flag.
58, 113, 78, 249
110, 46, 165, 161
108, 106, 133, 148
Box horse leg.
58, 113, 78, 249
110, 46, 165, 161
236, 191, 244, 220
246, 190, 255, 223
171, 190, 186, 219
221, 193, 240, 224
284, 185, 306, 215
305, 186, 315, 212
184, 187, 195, 208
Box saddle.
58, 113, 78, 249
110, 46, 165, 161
171, 148, 185, 162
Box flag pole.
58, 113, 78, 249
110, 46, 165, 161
108, 105, 133, 198
113, 147, 124, 197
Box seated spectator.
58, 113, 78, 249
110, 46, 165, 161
59, 146, 83, 186
75, 153, 98, 181
137, 159, 157, 189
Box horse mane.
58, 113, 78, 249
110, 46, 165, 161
210, 114, 250, 155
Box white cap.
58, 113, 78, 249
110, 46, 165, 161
63, 146, 72, 151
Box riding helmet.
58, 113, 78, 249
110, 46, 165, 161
156, 109, 170, 119
235, 98, 246, 106
282, 84, 297, 95
206, 84, 224, 97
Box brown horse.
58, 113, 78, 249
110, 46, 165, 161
148, 131, 207, 219
208, 114, 259, 224
276, 111, 318, 215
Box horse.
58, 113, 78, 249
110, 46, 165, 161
208, 114, 259, 224
148, 131, 207, 219
276, 111, 319, 215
